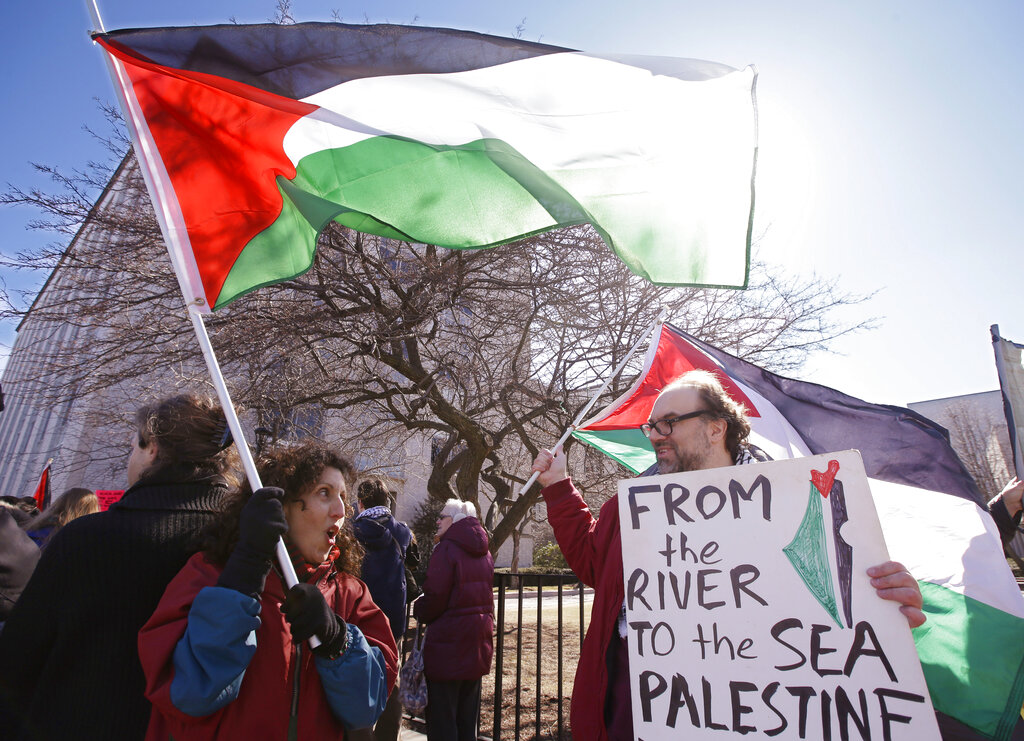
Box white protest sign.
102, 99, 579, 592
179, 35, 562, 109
618, 450, 939, 740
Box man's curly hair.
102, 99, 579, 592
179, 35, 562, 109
661, 370, 752, 460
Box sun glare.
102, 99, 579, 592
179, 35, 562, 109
754, 95, 817, 268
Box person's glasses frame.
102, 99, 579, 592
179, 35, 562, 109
640, 409, 710, 438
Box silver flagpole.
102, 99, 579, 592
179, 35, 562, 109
517, 304, 669, 496
86, 0, 316, 645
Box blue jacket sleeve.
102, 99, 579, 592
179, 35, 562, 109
315, 623, 389, 729
169, 586, 261, 717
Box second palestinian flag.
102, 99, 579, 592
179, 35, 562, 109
575, 322, 1024, 741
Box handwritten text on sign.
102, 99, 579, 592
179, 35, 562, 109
617, 450, 938, 740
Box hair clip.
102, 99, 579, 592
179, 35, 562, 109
213, 419, 233, 452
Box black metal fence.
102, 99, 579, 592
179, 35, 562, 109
490, 571, 587, 741
402, 571, 591, 741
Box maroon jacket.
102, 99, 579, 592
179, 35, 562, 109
543, 478, 623, 741
413, 517, 494, 681
140, 553, 398, 741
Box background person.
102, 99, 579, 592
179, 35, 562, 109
413, 499, 494, 741
0, 496, 39, 525
353, 477, 418, 741
139, 442, 398, 740
24, 487, 100, 548
0, 393, 237, 741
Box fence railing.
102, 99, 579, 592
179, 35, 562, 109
490, 571, 587, 741
402, 570, 591, 741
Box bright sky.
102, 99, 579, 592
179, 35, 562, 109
2, 0, 1022, 408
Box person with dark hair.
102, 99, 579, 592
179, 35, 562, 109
531, 369, 926, 741
352, 477, 418, 741
139, 442, 398, 740
25, 487, 100, 548
0, 393, 236, 741
414, 499, 494, 741
0, 497, 34, 527
11, 497, 40, 522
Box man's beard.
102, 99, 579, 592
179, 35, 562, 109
655, 428, 713, 474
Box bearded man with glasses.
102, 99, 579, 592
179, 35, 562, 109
530, 369, 925, 741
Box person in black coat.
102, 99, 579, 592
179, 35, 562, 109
0, 393, 238, 741
352, 477, 418, 741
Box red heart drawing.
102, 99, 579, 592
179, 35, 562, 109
811, 459, 840, 498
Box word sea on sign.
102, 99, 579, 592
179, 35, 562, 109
618, 450, 939, 740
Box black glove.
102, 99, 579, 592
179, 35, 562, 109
281, 582, 348, 659
217, 487, 288, 599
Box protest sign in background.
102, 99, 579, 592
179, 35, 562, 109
95, 490, 125, 512
618, 450, 940, 740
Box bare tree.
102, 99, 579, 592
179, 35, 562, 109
941, 400, 1013, 500
1, 129, 873, 554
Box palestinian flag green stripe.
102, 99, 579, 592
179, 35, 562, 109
221, 135, 593, 307
571, 429, 654, 475
915, 581, 1024, 739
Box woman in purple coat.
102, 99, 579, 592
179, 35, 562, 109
413, 499, 494, 741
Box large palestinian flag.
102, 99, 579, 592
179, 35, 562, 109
94, 23, 758, 311
575, 322, 1024, 741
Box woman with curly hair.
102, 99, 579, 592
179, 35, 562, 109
139, 442, 398, 741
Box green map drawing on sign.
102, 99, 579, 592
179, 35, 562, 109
783, 486, 843, 628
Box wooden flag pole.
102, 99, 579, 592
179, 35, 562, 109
86, 0, 315, 645
517, 305, 669, 496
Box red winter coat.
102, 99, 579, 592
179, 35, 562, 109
413, 517, 494, 681
139, 553, 398, 741
543, 478, 623, 741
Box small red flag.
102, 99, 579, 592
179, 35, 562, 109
32, 460, 52, 511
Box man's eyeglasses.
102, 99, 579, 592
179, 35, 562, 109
640, 410, 709, 438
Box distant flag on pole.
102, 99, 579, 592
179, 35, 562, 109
574, 322, 1024, 740
991, 324, 1024, 560
992, 325, 1024, 477
92, 23, 757, 311
32, 459, 52, 512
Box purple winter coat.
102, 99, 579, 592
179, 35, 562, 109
413, 516, 494, 681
